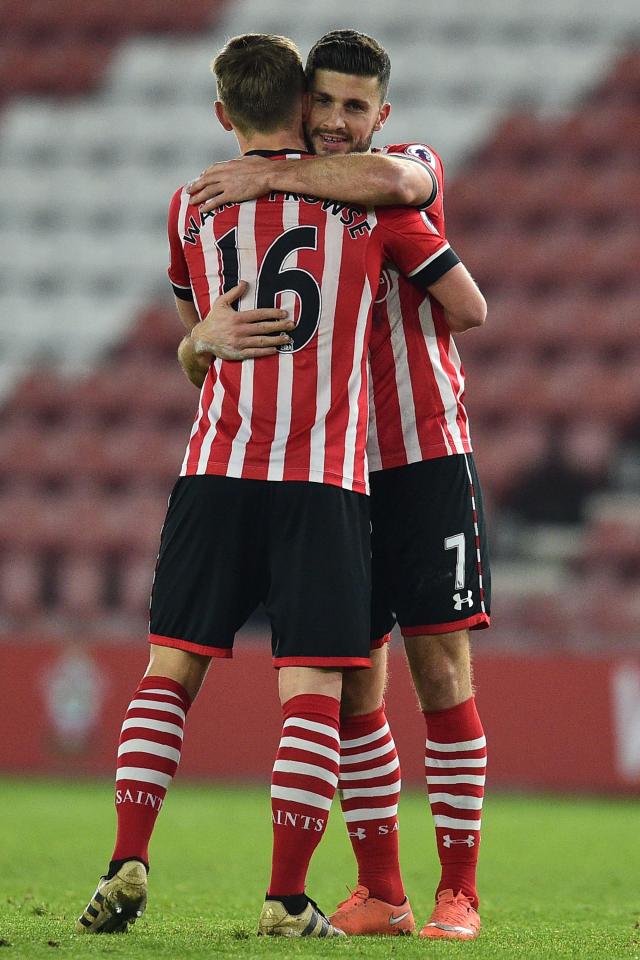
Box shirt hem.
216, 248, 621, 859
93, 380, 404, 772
369, 441, 473, 473
182, 461, 369, 495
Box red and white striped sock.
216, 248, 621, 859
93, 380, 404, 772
111, 675, 190, 866
339, 705, 405, 905
424, 697, 486, 909
268, 694, 341, 896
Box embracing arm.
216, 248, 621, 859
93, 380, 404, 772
175, 281, 294, 387
378, 206, 486, 334
172, 295, 210, 387
188, 153, 433, 212
427, 264, 487, 332
178, 335, 210, 388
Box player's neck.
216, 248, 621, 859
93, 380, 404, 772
235, 124, 307, 155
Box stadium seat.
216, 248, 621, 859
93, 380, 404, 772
0, 550, 42, 620
0, 43, 110, 97
578, 577, 640, 643
476, 113, 552, 167
119, 554, 154, 618
55, 553, 106, 619
98, 425, 187, 484
580, 495, 640, 577
471, 420, 550, 502
126, 305, 185, 357
558, 106, 640, 162
593, 51, 640, 104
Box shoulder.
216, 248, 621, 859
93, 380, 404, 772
168, 183, 190, 215
377, 142, 442, 172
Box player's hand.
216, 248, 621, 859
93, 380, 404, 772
190, 280, 294, 360
188, 156, 273, 212
178, 335, 210, 388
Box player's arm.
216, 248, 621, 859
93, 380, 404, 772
380, 210, 486, 331
167, 188, 211, 385
173, 294, 199, 331
178, 334, 210, 388
408, 249, 486, 331
176, 281, 294, 387
167, 190, 293, 380
187, 153, 434, 212
171, 294, 211, 387
427, 264, 486, 332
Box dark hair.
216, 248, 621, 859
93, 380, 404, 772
305, 30, 391, 101
212, 34, 305, 135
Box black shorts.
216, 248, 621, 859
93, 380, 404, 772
149, 475, 371, 668
370, 454, 491, 642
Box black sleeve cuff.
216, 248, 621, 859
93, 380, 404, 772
397, 155, 439, 209
409, 245, 460, 288
171, 282, 194, 301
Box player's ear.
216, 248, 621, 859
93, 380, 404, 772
302, 91, 311, 122
374, 102, 391, 132
214, 100, 234, 132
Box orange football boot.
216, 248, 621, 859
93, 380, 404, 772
419, 888, 481, 940
329, 884, 415, 936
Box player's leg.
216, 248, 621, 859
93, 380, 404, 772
404, 629, 485, 940
76, 646, 209, 935
260, 481, 371, 937
373, 454, 490, 941
145, 643, 212, 702
259, 664, 346, 937
329, 643, 415, 935
77, 475, 266, 934
107, 646, 209, 879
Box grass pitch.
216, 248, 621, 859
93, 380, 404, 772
0, 779, 638, 959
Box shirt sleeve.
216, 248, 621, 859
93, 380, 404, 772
377, 143, 443, 214
375, 205, 460, 289
167, 187, 194, 301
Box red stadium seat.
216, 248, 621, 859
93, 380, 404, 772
580, 503, 640, 577
473, 113, 554, 168
579, 578, 640, 643
55, 552, 106, 618
119, 554, 154, 617
0, 550, 42, 620
71, 357, 195, 423
98, 489, 167, 556
126, 0, 221, 32
0, 0, 226, 99
557, 107, 640, 162
470, 420, 550, 502
0, 42, 110, 97
4, 370, 74, 420
97, 424, 186, 483
125, 304, 185, 358
591, 53, 640, 106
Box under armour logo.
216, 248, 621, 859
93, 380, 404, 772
453, 590, 473, 610
443, 834, 475, 848
348, 827, 367, 840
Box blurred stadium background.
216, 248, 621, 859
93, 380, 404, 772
0, 0, 638, 793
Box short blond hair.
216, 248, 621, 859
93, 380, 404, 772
212, 34, 305, 135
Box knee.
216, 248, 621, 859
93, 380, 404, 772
340, 649, 388, 718
419, 648, 461, 687
146, 646, 210, 702
340, 680, 382, 718
405, 632, 472, 708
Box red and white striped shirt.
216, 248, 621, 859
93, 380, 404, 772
367, 143, 473, 472
168, 151, 458, 494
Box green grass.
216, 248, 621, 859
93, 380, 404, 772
0, 779, 638, 959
